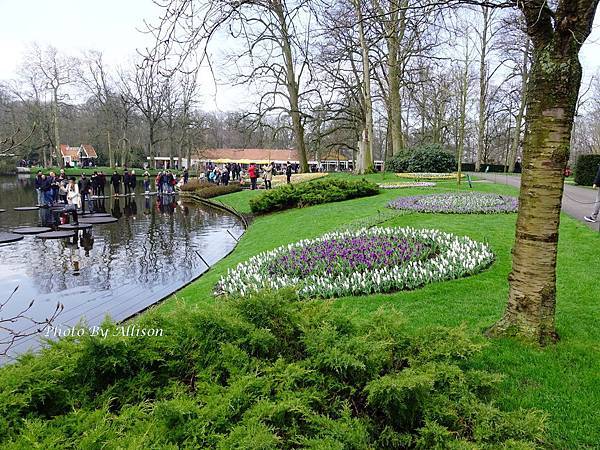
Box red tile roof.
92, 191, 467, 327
60, 145, 79, 159
196, 148, 348, 163
197, 148, 296, 162
59, 144, 98, 161
82, 144, 98, 158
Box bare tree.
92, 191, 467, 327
80, 51, 120, 168
0, 287, 63, 358
145, 0, 315, 172
121, 59, 168, 169
352, 0, 375, 173
29, 44, 79, 167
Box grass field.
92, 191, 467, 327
163, 174, 600, 448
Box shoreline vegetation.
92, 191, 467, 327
0, 173, 598, 447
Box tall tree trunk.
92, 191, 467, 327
148, 124, 156, 169
476, 6, 490, 172
385, 0, 407, 156
488, 39, 583, 345
385, 122, 393, 161
107, 130, 114, 168
508, 40, 530, 173
273, 0, 309, 173
457, 44, 470, 186
186, 142, 192, 171
52, 87, 62, 168
354, 0, 374, 174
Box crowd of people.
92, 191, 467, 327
34, 169, 99, 214
202, 161, 295, 190
32, 167, 193, 225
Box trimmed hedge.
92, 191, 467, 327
0, 290, 545, 448
181, 181, 242, 198
193, 184, 242, 199
574, 154, 600, 186
386, 144, 456, 173
249, 178, 379, 214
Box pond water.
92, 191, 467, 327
0, 175, 244, 362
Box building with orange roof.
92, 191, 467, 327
59, 144, 98, 167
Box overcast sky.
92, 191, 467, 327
1, 0, 599, 111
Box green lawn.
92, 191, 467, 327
164, 175, 600, 448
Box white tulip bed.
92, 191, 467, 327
215, 227, 494, 299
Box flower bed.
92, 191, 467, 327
396, 172, 464, 180
377, 181, 436, 189
388, 192, 518, 214
216, 227, 494, 298
272, 172, 328, 186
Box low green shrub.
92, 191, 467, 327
574, 154, 600, 185
249, 178, 379, 214
181, 181, 242, 198
194, 184, 242, 199
0, 290, 545, 448
385, 149, 412, 173
179, 179, 207, 191
386, 144, 457, 173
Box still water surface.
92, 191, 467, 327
0, 175, 244, 361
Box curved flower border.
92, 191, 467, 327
215, 227, 494, 299
378, 182, 436, 189
388, 192, 518, 214
396, 172, 464, 180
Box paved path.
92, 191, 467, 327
469, 172, 600, 231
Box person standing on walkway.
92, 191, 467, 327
143, 169, 151, 193
78, 173, 93, 214
34, 170, 44, 205
58, 178, 68, 204
221, 166, 230, 186
41, 173, 53, 207
111, 171, 121, 196
123, 170, 131, 196
97, 171, 106, 197
263, 162, 273, 189
129, 169, 137, 196
91, 171, 98, 196
65, 177, 81, 224
50, 172, 59, 204
584, 164, 600, 223
285, 161, 292, 184
248, 162, 258, 190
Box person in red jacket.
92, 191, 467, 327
248, 163, 258, 190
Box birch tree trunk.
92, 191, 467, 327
488, 0, 599, 345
